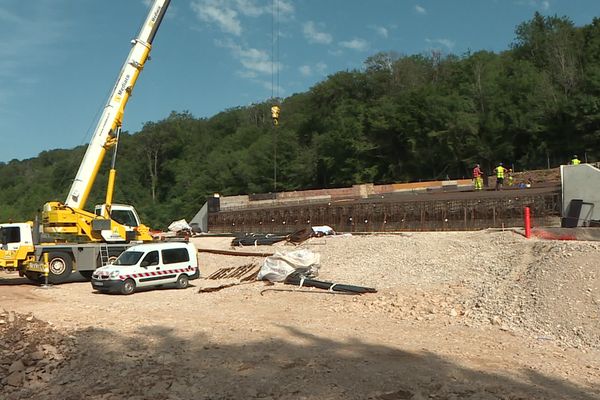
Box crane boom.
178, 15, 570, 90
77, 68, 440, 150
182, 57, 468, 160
0, 0, 174, 285
66, 0, 171, 209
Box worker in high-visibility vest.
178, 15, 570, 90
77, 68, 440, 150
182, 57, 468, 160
571, 155, 581, 165
472, 164, 483, 190
494, 162, 506, 191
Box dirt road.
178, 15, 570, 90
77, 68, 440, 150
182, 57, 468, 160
1, 231, 599, 399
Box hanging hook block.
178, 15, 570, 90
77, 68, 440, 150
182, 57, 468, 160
271, 104, 280, 126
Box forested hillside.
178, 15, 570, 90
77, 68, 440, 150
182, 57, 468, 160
1, 13, 599, 228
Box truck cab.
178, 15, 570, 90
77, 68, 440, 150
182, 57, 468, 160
0, 223, 35, 270
0, 223, 33, 251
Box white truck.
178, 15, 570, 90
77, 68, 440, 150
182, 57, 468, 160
0, 0, 171, 283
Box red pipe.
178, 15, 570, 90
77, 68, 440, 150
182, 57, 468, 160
524, 207, 531, 238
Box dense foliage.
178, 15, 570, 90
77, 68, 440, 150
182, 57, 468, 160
2, 13, 600, 228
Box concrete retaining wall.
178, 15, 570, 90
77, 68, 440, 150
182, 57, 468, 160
217, 179, 474, 211
561, 164, 600, 224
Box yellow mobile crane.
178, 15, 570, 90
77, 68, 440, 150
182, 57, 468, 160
0, 0, 171, 283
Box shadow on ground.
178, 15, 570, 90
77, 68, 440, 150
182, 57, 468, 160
0, 272, 87, 286
8, 323, 599, 400
0, 276, 38, 286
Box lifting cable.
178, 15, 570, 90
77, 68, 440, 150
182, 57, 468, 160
271, 0, 281, 192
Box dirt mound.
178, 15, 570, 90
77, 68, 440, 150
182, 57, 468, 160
0, 311, 74, 397
513, 167, 560, 184
451, 239, 599, 348
503, 241, 599, 347
293, 232, 600, 350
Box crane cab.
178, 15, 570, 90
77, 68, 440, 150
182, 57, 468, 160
93, 203, 152, 242
94, 203, 142, 228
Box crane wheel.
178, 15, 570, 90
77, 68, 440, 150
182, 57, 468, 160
46, 252, 73, 284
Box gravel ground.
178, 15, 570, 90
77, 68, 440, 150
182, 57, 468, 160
197, 231, 600, 349
0, 231, 599, 399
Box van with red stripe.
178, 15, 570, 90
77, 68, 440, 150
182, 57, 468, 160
91, 242, 199, 295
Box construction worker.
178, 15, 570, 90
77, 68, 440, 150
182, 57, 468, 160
494, 162, 506, 191
271, 104, 280, 126
472, 164, 483, 190
507, 168, 514, 186
571, 155, 581, 165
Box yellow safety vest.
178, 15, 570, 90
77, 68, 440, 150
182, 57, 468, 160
571, 158, 581, 165
496, 166, 505, 178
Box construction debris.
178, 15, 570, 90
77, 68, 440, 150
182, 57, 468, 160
255, 249, 376, 295
231, 225, 335, 247
198, 248, 274, 257
206, 263, 260, 280
168, 219, 192, 233
151, 219, 193, 240
198, 282, 257, 293
286, 227, 314, 244
198, 263, 261, 293
257, 249, 320, 282
231, 233, 287, 246
232, 226, 338, 247
311, 225, 335, 236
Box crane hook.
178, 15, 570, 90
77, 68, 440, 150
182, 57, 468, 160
271, 104, 280, 126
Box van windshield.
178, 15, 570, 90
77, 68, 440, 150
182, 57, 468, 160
113, 251, 144, 266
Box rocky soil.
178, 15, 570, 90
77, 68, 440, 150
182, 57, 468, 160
0, 311, 72, 390
0, 231, 598, 399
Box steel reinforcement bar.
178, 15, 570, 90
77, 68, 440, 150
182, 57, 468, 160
208, 188, 561, 233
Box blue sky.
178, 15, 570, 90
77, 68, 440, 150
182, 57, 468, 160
0, 0, 598, 162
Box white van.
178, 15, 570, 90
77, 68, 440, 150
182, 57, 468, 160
91, 242, 199, 295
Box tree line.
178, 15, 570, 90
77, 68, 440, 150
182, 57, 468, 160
1, 13, 599, 228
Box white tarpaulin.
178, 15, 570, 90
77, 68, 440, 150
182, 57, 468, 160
257, 249, 320, 282
168, 219, 192, 233
312, 225, 335, 235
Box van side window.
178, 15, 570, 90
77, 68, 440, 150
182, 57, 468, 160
141, 250, 159, 266
162, 248, 189, 264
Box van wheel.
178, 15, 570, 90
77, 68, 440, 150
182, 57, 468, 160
176, 274, 189, 289
47, 252, 73, 284
121, 279, 136, 295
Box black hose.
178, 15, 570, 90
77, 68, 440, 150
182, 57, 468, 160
284, 274, 377, 294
